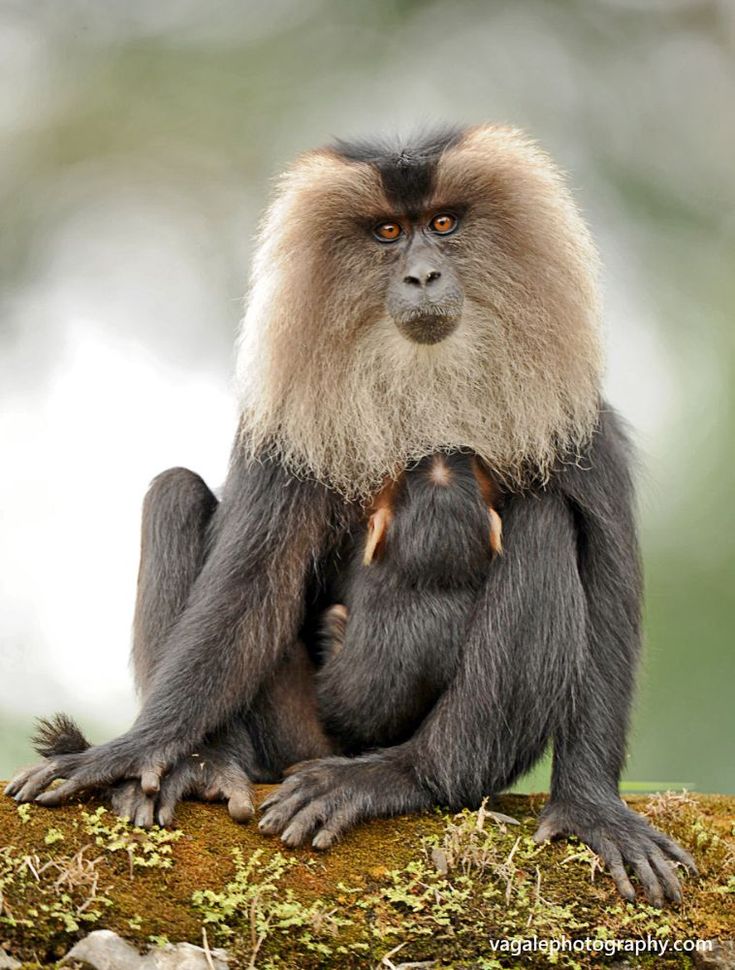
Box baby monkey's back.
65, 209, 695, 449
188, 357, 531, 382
317, 452, 503, 752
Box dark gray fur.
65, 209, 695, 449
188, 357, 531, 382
317, 452, 495, 751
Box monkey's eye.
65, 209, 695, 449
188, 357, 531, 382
429, 213, 458, 235
373, 222, 402, 242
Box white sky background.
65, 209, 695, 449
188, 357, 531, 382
0, 0, 733, 742
0, 323, 236, 726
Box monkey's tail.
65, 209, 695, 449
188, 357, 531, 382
32, 713, 91, 758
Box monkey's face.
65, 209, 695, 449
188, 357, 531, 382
372, 212, 465, 345
237, 125, 603, 498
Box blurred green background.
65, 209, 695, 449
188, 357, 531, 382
0, 0, 733, 794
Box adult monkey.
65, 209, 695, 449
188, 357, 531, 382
6, 125, 696, 906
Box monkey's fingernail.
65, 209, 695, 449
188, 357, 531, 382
312, 831, 334, 850
228, 794, 254, 823
533, 820, 557, 843
258, 814, 280, 833
141, 770, 160, 794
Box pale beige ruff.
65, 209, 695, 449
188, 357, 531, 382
235, 125, 603, 499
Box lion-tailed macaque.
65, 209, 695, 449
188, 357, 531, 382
7, 124, 696, 905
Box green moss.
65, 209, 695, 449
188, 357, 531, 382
81, 806, 182, 869
0, 790, 732, 968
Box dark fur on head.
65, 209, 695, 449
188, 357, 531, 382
332, 126, 464, 210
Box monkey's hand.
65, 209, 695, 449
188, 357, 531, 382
4, 735, 176, 806
258, 753, 431, 849
533, 798, 697, 907
104, 746, 255, 829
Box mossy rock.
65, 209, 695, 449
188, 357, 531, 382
0, 788, 732, 968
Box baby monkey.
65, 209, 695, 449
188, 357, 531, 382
317, 452, 503, 752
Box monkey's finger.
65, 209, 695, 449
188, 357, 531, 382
259, 792, 283, 813
133, 796, 155, 830
280, 797, 332, 847
220, 766, 254, 823
5, 766, 36, 798
651, 830, 698, 874
110, 782, 139, 822
259, 788, 315, 835
312, 804, 360, 850
155, 769, 193, 828
141, 767, 162, 796
629, 855, 664, 908
156, 803, 176, 828
261, 774, 305, 804
14, 763, 65, 803
647, 847, 682, 905
35, 777, 89, 806
260, 766, 326, 812
532, 816, 565, 843
6, 766, 42, 799
227, 789, 255, 823
598, 838, 635, 903
259, 782, 300, 814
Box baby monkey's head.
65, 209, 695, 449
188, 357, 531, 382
363, 453, 502, 587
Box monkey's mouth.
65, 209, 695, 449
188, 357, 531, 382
393, 307, 462, 345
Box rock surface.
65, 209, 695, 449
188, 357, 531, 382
0, 789, 733, 968
60, 930, 229, 969
694, 940, 735, 970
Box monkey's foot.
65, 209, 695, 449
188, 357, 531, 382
108, 749, 254, 829
533, 798, 698, 907
258, 753, 431, 849
5, 733, 179, 806
5, 743, 253, 829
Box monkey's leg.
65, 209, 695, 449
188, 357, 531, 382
132, 467, 219, 696
119, 466, 333, 826
7, 467, 216, 810
115, 468, 256, 825
12, 465, 334, 826
532, 411, 697, 906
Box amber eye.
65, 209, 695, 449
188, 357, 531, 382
374, 222, 402, 242
429, 213, 458, 235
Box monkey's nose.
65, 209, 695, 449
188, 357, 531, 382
403, 264, 442, 288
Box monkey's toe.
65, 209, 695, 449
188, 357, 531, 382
535, 798, 696, 907
109, 781, 157, 829
227, 790, 254, 822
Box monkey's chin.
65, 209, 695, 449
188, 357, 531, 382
394, 315, 460, 345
